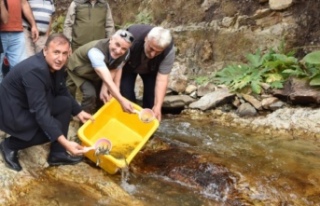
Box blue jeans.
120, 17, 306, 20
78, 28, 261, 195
0, 32, 27, 82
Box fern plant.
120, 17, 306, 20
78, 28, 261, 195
213, 47, 306, 94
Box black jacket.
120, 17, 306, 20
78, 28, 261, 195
0, 52, 81, 141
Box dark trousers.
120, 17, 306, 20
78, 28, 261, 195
120, 72, 157, 109
5, 96, 73, 153
80, 80, 103, 114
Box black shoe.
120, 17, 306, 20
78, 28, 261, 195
0, 141, 22, 171
48, 152, 83, 166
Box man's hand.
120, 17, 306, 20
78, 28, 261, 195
31, 26, 39, 42
77, 111, 94, 123
99, 83, 112, 103
57, 136, 86, 156
65, 141, 86, 156
119, 98, 134, 113
152, 105, 162, 122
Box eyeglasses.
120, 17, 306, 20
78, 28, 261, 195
120, 30, 134, 43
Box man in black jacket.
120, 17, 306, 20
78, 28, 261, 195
120, 24, 175, 121
0, 34, 93, 172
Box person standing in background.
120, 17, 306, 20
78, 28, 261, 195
0, 0, 9, 55
23, 0, 55, 57
63, 0, 115, 52
0, 0, 8, 25
0, 0, 39, 82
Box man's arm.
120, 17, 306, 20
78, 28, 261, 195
153, 73, 169, 121
21, 0, 39, 42
112, 68, 122, 88
153, 47, 175, 121
0, 0, 8, 24
63, 2, 76, 42
104, 3, 115, 38
88, 48, 133, 112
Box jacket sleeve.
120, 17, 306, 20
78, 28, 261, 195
22, 70, 64, 142
105, 2, 115, 38
63, 1, 76, 42
55, 69, 82, 116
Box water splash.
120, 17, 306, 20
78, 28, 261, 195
94, 143, 111, 166
120, 159, 136, 194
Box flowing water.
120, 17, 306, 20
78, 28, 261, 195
117, 116, 320, 205
11, 116, 320, 205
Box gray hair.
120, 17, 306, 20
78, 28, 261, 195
146, 27, 172, 48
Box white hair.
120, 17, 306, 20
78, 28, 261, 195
146, 27, 172, 48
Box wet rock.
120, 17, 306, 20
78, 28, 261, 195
45, 164, 145, 206
189, 88, 235, 110
131, 140, 251, 204
163, 95, 196, 108
185, 84, 197, 94
236, 102, 257, 117
273, 78, 320, 105
197, 82, 217, 97
269, 100, 285, 111
261, 96, 279, 109
241, 94, 262, 110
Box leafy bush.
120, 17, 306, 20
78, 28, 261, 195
51, 15, 65, 34
212, 45, 320, 94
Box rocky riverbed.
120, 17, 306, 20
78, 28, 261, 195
0, 105, 319, 205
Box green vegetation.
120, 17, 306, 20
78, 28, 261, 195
51, 15, 66, 34
210, 44, 320, 94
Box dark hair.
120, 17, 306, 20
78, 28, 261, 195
45, 33, 70, 47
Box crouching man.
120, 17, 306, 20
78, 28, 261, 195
0, 34, 92, 172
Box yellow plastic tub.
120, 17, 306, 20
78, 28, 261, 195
78, 98, 159, 174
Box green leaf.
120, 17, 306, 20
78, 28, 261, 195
246, 50, 262, 67
264, 73, 283, 83
214, 64, 248, 85
230, 75, 248, 91
309, 74, 320, 86
303, 50, 320, 65
306, 66, 320, 78
270, 81, 284, 89
251, 80, 262, 94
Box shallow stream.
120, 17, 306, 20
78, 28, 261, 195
13, 116, 320, 205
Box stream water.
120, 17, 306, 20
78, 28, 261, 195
12, 116, 320, 205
